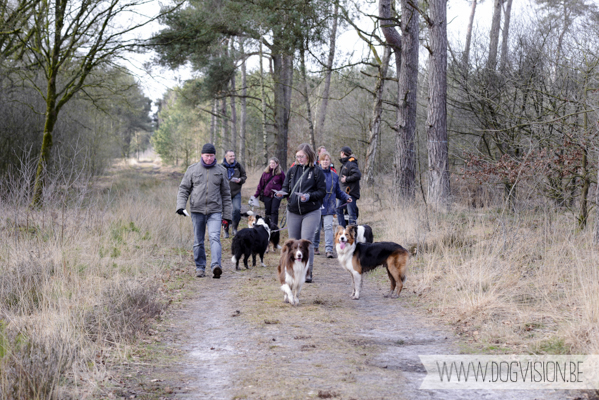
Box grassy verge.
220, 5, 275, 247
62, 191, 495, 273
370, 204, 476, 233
0, 159, 196, 399
359, 184, 599, 355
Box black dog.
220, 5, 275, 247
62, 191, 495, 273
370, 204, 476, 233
265, 217, 281, 253
231, 214, 271, 269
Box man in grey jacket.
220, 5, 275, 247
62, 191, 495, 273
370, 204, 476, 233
176, 143, 233, 278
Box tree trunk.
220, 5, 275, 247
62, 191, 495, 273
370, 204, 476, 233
300, 43, 315, 150
210, 98, 217, 144
221, 95, 229, 154
259, 39, 268, 166
239, 38, 247, 166
272, 49, 294, 169
315, 2, 339, 144
32, 64, 59, 206
365, 45, 391, 185
230, 73, 238, 154
499, 0, 513, 72
487, 0, 502, 71
462, 0, 477, 71
426, 0, 450, 211
395, 0, 419, 202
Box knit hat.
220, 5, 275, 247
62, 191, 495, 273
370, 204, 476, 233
201, 143, 216, 154
340, 146, 352, 156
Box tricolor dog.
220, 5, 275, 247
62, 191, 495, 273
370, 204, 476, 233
277, 239, 311, 306
334, 225, 408, 300
231, 214, 270, 269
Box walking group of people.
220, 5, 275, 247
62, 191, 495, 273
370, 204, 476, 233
176, 142, 361, 282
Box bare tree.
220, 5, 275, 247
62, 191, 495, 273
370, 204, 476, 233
499, 0, 513, 72
23, 0, 161, 206
395, 0, 420, 201
259, 38, 268, 166
426, 0, 450, 210
365, 45, 391, 185
315, 2, 339, 144
300, 41, 316, 150
239, 38, 247, 165
462, 0, 478, 71
487, 0, 502, 71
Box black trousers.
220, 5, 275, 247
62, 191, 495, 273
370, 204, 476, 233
263, 196, 282, 225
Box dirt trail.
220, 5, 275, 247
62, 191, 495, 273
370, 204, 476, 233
146, 251, 581, 400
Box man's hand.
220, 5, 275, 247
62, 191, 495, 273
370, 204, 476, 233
347, 197, 353, 203
231, 177, 241, 183
176, 208, 187, 216
341, 176, 346, 183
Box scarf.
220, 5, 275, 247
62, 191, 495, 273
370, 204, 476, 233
222, 159, 238, 179
201, 158, 217, 168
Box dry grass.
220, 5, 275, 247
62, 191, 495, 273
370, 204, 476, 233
360, 183, 599, 355
0, 155, 188, 399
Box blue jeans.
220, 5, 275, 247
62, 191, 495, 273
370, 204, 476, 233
191, 212, 222, 271
337, 198, 358, 227
313, 214, 334, 252
232, 192, 241, 227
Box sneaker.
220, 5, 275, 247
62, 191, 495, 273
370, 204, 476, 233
326, 252, 334, 258
314, 248, 320, 255
212, 266, 222, 279
232, 227, 238, 235
223, 231, 230, 239
196, 269, 206, 278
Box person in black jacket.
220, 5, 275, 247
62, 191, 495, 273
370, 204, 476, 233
337, 146, 361, 227
275, 143, 326, 282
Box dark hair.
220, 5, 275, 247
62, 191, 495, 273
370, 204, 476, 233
264, 157, 282, 175
224, 150, 235, 156
296, 143, 316, 166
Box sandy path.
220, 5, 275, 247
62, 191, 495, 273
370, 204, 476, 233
149, 250, 579, 400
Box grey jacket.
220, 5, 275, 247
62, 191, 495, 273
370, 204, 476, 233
176, 162, 233, 220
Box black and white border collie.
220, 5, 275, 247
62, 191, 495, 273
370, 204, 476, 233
334, 225, 408, 300
277, 239, 311, 306
244, 211, 280, 253
357, 224, 374, 243
231, 214, 271, 269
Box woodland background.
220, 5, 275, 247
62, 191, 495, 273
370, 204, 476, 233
2, 0, 599, 398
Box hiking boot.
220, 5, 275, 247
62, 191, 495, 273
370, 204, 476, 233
196, 269, 206, 278
314, 248, 320, 255
212, 266, 222, 279
326, 251, 334, 258
305, 265, 313, 283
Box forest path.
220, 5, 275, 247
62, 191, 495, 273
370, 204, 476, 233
142, 250, 575, 400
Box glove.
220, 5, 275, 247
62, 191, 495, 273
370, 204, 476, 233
222, 219, 231, 228
176, 208, 186, 216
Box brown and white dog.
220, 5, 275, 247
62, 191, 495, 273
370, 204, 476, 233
277, 239, 311, 306
334, 225, 408, 300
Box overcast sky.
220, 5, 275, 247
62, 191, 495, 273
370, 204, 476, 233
131, 0, 532, 103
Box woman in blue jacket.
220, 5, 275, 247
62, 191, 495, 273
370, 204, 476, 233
313, 151, 351, 258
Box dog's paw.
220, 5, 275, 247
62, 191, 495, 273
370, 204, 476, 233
235, 266, 240, 271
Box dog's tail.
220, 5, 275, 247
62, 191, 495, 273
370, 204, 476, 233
231, 255, 237, 263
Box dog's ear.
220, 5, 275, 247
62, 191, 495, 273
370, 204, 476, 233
299, 239, 312, 246
283, 239, 295, 249
348, 225, 357, 238
335, 225, 344, 234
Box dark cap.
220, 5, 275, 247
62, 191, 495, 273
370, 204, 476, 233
202, 143, 216, 154
340, 146, 352, 156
